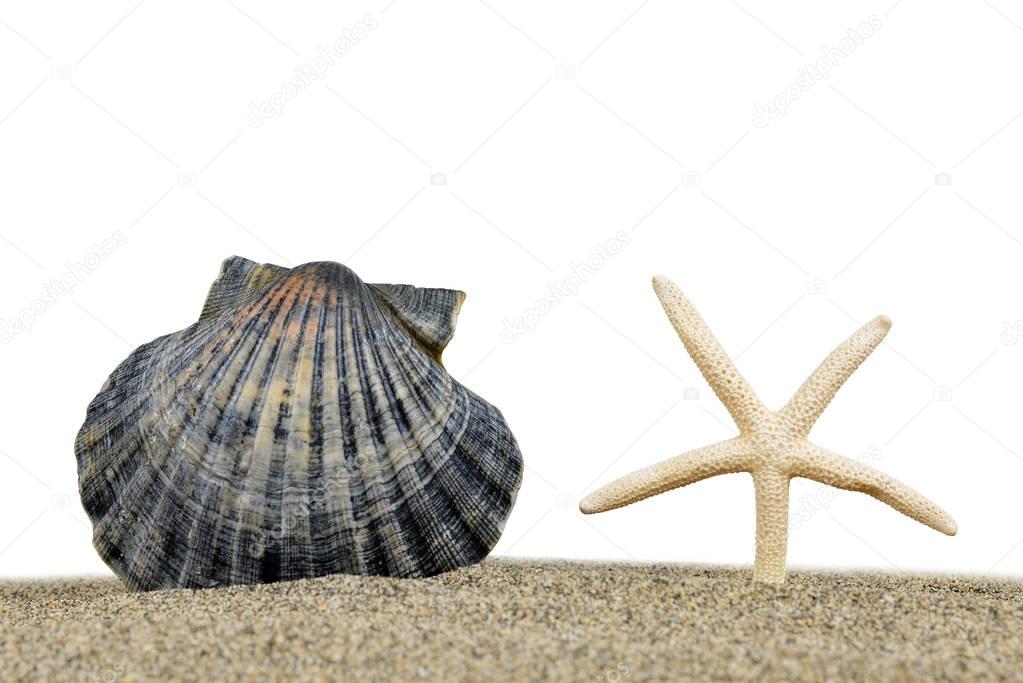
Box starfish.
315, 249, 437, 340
580, 275, 957, 584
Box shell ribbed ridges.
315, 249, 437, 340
76, 258, 523, 590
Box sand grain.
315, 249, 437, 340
3, 560, 1022, 682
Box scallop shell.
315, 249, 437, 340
75, 257, 523, 590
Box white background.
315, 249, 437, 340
1, 0, 1021, 580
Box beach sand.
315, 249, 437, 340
3, 559, 1021, 682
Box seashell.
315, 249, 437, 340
75, 257, 523, 590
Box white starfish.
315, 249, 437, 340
580, 276, 957, 584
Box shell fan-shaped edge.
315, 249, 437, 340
75, 257, 523, 591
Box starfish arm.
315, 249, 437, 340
752, 468, 791, 584
779, 315, 891, 437
580, 438, 750, 514
652, 276, 767, 432
792, 443, 958, 536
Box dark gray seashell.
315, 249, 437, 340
75, 257, 523, 590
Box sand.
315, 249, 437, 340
2, 560, 1021, 682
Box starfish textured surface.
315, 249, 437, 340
580, 276, 957, 584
